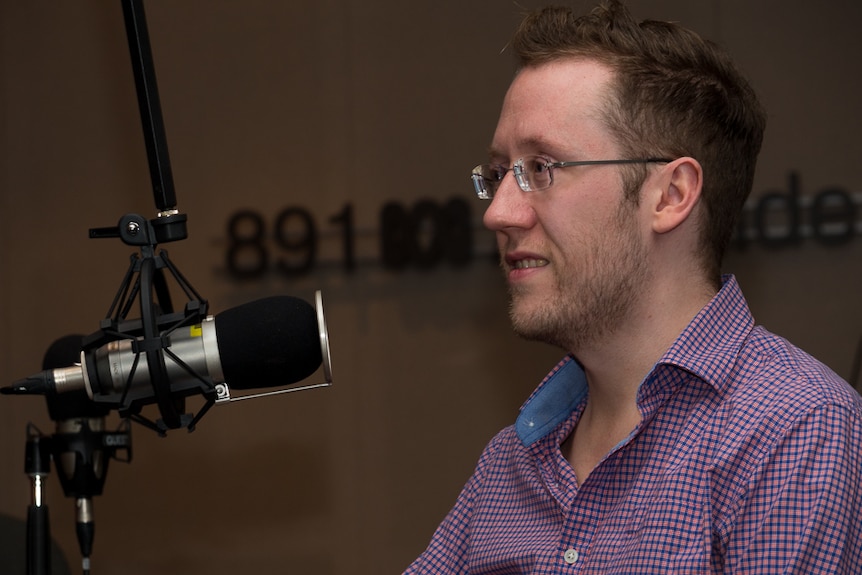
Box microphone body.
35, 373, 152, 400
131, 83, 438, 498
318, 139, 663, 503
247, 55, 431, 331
13, 317, 220, 403
4, 295, 329, 410
83, 316, 222, 403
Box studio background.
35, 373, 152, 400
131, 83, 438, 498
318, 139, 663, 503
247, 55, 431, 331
1, 1, 860, 573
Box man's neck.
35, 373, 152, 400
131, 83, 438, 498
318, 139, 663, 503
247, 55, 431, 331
575, 277, 717, 413
563, 277, 718, 484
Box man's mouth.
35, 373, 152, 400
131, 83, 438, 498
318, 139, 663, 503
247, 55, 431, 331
511, 258, 549, 270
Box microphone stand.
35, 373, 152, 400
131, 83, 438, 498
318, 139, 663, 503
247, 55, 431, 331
20, 1, 214, 573
11, 0, 334, 567
24, 416, 131, 575
24, 425, 52, 575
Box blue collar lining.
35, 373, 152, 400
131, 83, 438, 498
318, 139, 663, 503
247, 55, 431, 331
515, 358, 588, 446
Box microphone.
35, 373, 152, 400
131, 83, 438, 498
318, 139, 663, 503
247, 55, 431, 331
3, 294, 332, 410
41, 334, 122, 575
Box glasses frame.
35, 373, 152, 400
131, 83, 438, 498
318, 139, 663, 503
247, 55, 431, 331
471, 156, 674, 200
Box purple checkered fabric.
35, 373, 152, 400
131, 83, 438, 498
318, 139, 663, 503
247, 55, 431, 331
405, 275, 862, 574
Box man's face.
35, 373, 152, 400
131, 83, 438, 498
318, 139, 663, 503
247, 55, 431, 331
482, 59, 651, 354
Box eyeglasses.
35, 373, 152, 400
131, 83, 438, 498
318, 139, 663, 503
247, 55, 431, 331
471, 156, 674, 200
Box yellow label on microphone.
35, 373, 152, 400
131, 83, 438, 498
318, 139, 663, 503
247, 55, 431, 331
190, 324, 203, 338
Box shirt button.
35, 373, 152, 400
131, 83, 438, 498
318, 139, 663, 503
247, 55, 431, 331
564, 548, 579, 565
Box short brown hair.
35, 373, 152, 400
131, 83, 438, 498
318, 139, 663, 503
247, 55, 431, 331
512, 1, 767, 283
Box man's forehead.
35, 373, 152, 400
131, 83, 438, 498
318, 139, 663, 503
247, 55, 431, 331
491, 60, 617, 159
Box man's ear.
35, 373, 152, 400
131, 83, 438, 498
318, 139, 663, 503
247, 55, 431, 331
650, 157, 703, 234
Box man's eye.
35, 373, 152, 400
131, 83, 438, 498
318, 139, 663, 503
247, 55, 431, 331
531, 159, 551, 174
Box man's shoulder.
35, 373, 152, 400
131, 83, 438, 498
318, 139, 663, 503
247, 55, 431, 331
727, 324, 862, 420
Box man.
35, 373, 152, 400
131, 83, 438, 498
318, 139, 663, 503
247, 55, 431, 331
404, 2, 862, 573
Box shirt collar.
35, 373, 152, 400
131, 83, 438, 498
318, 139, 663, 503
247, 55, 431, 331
515, 356, 587, 446
656, 274, 754, 395
514, 275, 755, 446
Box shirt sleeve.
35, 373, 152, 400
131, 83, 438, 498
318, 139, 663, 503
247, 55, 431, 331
402, 432, 501, 575
720, 402, 862, 573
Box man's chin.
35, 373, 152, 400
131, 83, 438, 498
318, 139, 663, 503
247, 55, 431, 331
508, 296, 575, 351
508, 303, 548, 341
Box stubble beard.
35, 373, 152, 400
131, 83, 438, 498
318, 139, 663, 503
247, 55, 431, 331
506, 202, 649, 354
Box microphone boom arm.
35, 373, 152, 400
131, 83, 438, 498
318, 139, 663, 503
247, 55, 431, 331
122, 0, 176, 214
78, 0, 217, 433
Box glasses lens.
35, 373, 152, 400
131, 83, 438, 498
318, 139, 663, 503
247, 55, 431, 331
521, 156, 552, 191
471, 164, 504, 199
471, 173, 491, 199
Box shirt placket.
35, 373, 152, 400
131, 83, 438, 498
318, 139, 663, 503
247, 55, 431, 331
532, 434, 606, 573
543, 409, 655, 573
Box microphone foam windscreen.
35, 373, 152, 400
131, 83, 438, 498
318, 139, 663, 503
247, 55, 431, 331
214, 296, 323, 390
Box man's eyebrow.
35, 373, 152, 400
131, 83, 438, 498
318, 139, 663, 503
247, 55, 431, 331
487, 137, 564, 159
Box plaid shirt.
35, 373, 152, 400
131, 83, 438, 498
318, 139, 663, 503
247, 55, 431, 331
405, 276, 862, 574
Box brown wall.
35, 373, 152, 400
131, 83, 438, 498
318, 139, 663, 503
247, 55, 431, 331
1, 1, 860, 573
